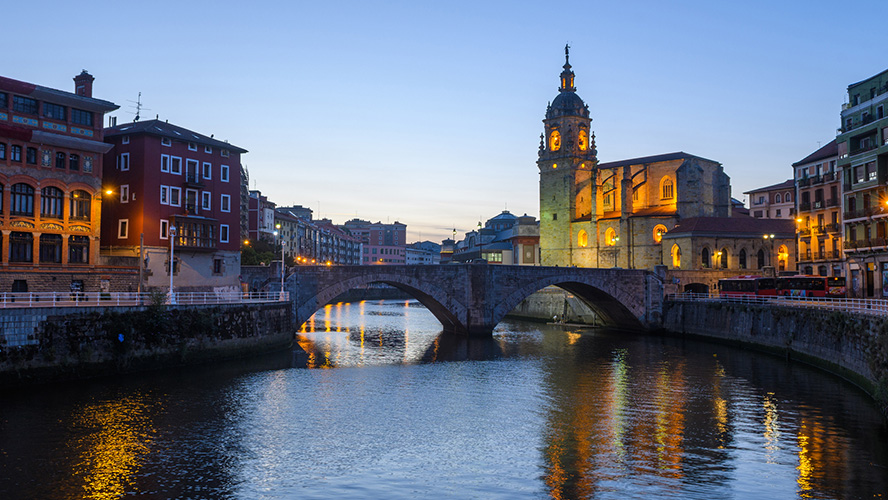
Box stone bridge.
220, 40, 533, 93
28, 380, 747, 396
289, 264, 664, 336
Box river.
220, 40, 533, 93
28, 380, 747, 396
0, 299, 886, 499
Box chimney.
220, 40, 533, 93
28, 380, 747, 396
73, 70, 94, 98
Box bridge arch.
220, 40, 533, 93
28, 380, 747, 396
492, 275, 645, 331
292, 271, 469, 333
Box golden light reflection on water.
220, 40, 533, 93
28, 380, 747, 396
763, 393, 780, 463
68, 393, 157, 499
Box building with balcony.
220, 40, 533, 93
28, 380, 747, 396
838, 69, 888, 297
406, 241, 441, 265
273, 207, 361, 266
0, 71, 128, 293
792, 140, 843, 277
101, 119, 247, 293
744, 179, 795, 219
248, 190, 276, 244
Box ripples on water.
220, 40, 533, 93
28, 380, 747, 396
0, 299, 886, 499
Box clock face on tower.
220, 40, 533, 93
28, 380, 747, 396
578, 130, 588, 151
549, 130, 561, 151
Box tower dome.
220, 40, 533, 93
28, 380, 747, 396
546, 45, 590, 119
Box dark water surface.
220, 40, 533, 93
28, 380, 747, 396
1, 300, 886, 499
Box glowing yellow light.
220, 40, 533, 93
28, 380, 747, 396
326, 261, 332, 266
552, 163, 557, 169
105, 189, 113, 195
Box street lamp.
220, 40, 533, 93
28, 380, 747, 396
168, 225, 177, 304
763, 233, 776, 268
477, 221, 484, 262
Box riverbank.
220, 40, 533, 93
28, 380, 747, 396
0, 302, 295, 387
661, 300, 888, 417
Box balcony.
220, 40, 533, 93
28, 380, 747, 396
844, 238, 888, 251
798, 228, 811, 237
825, 198, 839, 208
799, 202, 811, 212
798, 177, 810, 187
813, 200, 824, 209
185, 173, 204, 189
824, 223, 840, 233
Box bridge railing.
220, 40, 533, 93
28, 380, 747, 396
667, 292, 888, 316
0, 291, 289, 309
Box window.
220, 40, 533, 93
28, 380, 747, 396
69, 154, 79, 171
0, 143, 5, 160
577, 230, 588, 247
201, 191, 211, 210
552, 213, 557, 220
661, 177, 674, 199
41, 187, 63, 218
202, 162, 212, 179
0, 92, 6, 108
55, 152, 66, 169
185, 189, 198, 212
160, 185, 169, 205
26, 147, 37, 165
160, 219, 169, 239
188, 142, 197, 151
221, 149, 229, 158
120, 184, 129, 203
775, 193, 781, 203
221, 194, 231, 212
161, 137, 172, 147
739, 249, 747, 269
671, 244, 681, 268
39, 234, 62, 263
161, 154, 170, 172
70, 190, 90, 220
605, 227, 617, 246
205, 145, 212, 153
71, 108, 93, 126
68, 235, 89, 264
701, 248, 711, 268
785, 192, 792, 202
118, 153, 130, 171
169, 187, 181, 206
776, 209, 782, 217
122, 135, 130, 144
43, 102, 66, 121
11, 145, 22, 162
213, 259, 223, 274
653, 225, 667, 243
867, 161, 877, 181
221, 164, 229, 182
9, 232, 33, 262
220, 224, 230, 243
118, 219, 129, 239
13, 96, 38, 114
186, 159, 199, 181
170, 156, 182, 174
11, 183, 35, 216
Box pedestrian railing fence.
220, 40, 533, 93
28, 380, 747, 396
0, 291, 289, 309
667, 292, 888, 316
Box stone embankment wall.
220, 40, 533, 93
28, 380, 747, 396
662, 301, 888, 413
507, 287, 602, 325
0, 302, 293, 386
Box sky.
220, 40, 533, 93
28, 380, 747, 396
6, 0, 888, 243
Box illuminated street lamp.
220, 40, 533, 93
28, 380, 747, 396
168, 225, 177, 304
763, 233, 776, 267
274, 224, 285, 300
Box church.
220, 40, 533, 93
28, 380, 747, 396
538, 47, 747, 273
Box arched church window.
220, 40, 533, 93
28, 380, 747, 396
578, 130, 588, 151
661, 177, 674, 200
718, 248, 728, 268
549, 130, 561, 151
653, 225, 668, 243
757, 249, 766, 268
785, 192, 792, 202
605, 228, 618, 246
577, 230, 588, 248
671, 244, 681, 268
775, 193, 782, 203
701, 248, 711, 268
739, 249, 747, 269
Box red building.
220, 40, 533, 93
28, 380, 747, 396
0, 71, 123, 293
342, 219, 407, 264
102, 119, 247, 293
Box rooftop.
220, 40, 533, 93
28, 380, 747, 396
666, 217, 795, 238
105, 119, 248, 153
792, 139, 838, 167
743, 179, 795, 195
598, 151, 719, 170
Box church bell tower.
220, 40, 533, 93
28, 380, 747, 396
538, 45, 598, 266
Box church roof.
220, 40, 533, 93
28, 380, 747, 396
597, 152, 719, 169
665, 217, 795, 238
545, 45, 590, 120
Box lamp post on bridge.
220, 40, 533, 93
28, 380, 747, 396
274, 224, 285, 301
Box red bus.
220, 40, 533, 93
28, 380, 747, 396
717, 276, 777, 297
776, 275, 847, 298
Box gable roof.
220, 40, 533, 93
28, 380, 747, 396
743, 179, 795, 195
105, 119, 248, 153
792, 139, 838, 167
597, 151, 719, 170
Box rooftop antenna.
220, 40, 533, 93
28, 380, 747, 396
127, 92, 149, 122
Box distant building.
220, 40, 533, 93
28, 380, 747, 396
102, 119, 247, 293
792, 140, 843, 277
341, 219, 406, 265
248, 190, 276, 244
0, 71, 121, 293
406, 241, 441, 265
837, 68, 888, 297
273, 207, 361, 266
452, 211, 539, 265
744, 180, 795, 220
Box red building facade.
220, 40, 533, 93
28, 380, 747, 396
0, 71, 123, 293
102, 119, 247, 293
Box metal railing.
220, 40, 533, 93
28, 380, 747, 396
0, 291, 288, 309
667, 292, 888, 316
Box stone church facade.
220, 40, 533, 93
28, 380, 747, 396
538, 47, 733, 270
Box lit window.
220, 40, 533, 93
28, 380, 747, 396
605, 227, 617, 246
653, 225, 667, 243
661, 177, 674, 200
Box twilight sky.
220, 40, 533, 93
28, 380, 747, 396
6, 0, 887, 243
